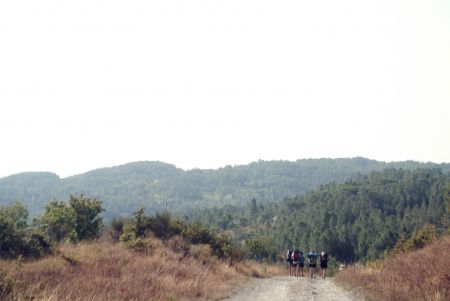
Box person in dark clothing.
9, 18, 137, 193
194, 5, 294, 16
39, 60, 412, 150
320, 251, 328, 279
307, 251, 319, 278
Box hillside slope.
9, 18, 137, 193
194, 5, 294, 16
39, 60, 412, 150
0, 239, 282, 301
190, 169, 449, 262
335, 235, 450, 301
1, 158, 449, 219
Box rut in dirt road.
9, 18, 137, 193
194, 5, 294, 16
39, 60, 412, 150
223, 276, 361, 301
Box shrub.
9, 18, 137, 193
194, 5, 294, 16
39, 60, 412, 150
21, 230, 52, 259
147, 212, 177, 239
169, 217, 186, 236
104, 217, 130, 242
0, 203, 52, 259
117, 210, 236, 260
244, 236, 277, 260
124, 237, 154, 255
211, 233, 232, 258
35, 195, 104, 243
391, 224, 437, 255
129, 209, 187, 240
119, 223, 137, 243
183, 222, 211, 244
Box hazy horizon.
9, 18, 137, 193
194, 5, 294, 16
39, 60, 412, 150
1, 156, 449, 179
1, 0, 449, 178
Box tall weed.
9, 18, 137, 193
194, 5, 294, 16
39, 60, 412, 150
336, 235, 450, 301
0, 239, 283, 301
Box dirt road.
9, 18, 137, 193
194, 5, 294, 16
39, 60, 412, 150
223, 276, 361, 301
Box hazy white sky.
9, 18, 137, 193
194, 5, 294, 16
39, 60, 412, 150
1, 0, 449, 178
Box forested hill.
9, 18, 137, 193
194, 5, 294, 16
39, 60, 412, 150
190, 168, 450, 262
0, 158, 449, 219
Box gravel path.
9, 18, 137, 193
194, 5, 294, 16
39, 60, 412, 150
223, 276, 362, 301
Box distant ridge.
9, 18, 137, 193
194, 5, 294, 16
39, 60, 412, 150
1, 158, 449, 219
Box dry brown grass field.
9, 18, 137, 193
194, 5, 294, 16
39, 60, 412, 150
335, 235, 450, 301
0, 237, 284, 301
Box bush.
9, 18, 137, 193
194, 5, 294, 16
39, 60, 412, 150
118, 210, 236, 260
119, 223, 137, 243
35, 195, 104, 243
244, 236, 277, 260
0, 203, 52, 259
21, 230, 52, 258
147, 212, 183, 239
211, 233, 232, 258
391, 224, 437, 255
124, 237, 154, 255
105, 218, 130, 242
183, 222, 211, 244
129, 209, 187, 240
409, 224, 437, 249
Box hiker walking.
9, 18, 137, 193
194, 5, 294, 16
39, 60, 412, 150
286, 249, 293, 276
291, 249, 301, 277
298, 250, 305, 277
320, 251, 328, 279
307, 250, 319, 278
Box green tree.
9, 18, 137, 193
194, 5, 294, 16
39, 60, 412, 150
133, 207, 148, 237
0, 203, 25, 257
35, 201, 73, 242
36, 195, 104, 242
69, 194, 104, 241
1, 202, 51, 258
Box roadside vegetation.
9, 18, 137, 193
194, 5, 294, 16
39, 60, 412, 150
0, 198, 283, 300
1, 167, 449, 300
335, 184, 450, 300
0, 239, 283, 301
335, 234, 450, 301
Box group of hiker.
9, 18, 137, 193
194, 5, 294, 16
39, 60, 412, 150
286, 249, 328, 279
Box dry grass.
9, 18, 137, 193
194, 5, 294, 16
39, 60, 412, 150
0, 237, 283, 301
335, 235, 450, 301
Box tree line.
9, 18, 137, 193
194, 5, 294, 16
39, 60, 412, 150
188, 168, 450, 262
0, 195, 103, 258
1, 158, 449, 220
2, 167, 449, 264
0, 195, 233, 261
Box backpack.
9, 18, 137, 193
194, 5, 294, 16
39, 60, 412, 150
307, 253, 316, 264
287, 250, 292, 260
293, 250, 300, 261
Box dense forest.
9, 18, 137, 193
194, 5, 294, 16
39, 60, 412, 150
1, 158, 449, 219
188, 169, 450, 262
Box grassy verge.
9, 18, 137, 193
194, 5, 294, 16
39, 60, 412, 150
335, 236, 450, 301
0, 238, 283, 301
